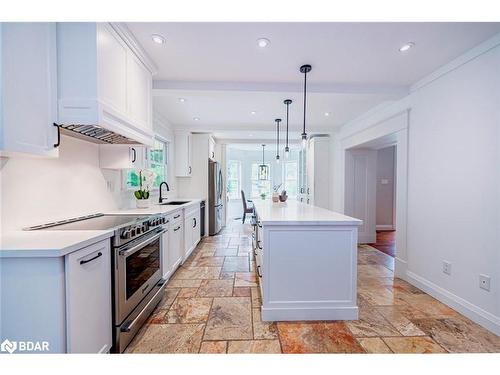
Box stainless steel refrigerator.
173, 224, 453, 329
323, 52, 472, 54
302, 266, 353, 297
208, 160, 223, 235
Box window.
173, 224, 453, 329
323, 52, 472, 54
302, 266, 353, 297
124, 139, 168, 190
282, 161, 298, 198
251, 162, 271, 199
226, 160, 241, 199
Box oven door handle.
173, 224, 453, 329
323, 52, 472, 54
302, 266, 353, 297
121, 279, 166, 333
118, 229, 165, 258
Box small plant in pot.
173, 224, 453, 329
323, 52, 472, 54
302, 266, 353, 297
260, 192, 267, 200
134, 170, 155, 208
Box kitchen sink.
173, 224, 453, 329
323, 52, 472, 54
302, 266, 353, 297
160, 201, 190, 205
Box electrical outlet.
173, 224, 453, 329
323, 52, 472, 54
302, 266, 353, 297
442, 261, 452, 275
479, 274, 491, 291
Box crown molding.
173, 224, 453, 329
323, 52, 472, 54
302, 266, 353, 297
110, 22, 158, 75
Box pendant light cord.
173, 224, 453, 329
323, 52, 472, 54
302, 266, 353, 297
286, 102, 289, 148
302, 69, 307, 137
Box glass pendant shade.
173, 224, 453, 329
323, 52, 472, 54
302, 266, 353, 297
258, 144, 269, 180
258, 164, 269, 180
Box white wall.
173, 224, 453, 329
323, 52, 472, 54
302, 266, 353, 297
376, 146, 395, 228
334, 35, 500, 334
0, 135, 121, 231
0, 111, 177, 232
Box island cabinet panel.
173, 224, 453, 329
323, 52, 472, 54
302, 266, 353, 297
252, 200, 362, 322
265, 227, 356, 303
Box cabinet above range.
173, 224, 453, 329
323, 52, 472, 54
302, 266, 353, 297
56, 23, 157, 147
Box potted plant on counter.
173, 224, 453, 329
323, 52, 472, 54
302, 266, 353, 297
134, 170, 155, 208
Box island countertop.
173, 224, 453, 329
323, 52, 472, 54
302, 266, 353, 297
252, 200, 362, 226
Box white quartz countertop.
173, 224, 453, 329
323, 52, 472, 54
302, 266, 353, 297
0, 230, 114, 258
105, 198, 203, 216
253, 200, 362, 226
0, 198, 204, 258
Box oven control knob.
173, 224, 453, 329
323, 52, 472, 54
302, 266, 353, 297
161, 217, 166, 224
136, 226, 142, 235
121, 230, 131, 239
143, 224, 148, 232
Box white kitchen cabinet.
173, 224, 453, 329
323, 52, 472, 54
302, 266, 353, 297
0, 237, 113, 353
168, 213, 184, 274
305, 136, 330, 209
208, 137, 216, 160
161, 225, 171, 279
174, 131, 192, 177
183, 205, 201, 262
99, 144, 146, 169
0, 22, 59, 158
57, 23, 156, 146
126, 50, 152, 129
65, 240, 112, 353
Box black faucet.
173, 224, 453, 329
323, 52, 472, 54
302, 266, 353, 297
159, 181, 170, 203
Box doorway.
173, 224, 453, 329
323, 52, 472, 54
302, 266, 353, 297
340, 111, 409, 279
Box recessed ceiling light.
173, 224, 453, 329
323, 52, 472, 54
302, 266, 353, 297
178, 98, 186, 103
399, 42, 415, 52
250, 111, 257, 115
151, 34, 165, 44
249, 134, 254, 137
193, 117, 200, 121
324, 112, 331, 117
257, 38, 270, 48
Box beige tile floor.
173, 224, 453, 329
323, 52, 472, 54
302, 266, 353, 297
125, 220, 500, 354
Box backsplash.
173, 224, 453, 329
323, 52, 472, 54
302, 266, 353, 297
0, 135, 174, 232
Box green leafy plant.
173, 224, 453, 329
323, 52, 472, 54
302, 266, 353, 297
260, 192, 267, 200
134, 170, 155, 200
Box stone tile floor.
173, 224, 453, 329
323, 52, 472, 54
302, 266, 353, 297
126, 220, 500, 354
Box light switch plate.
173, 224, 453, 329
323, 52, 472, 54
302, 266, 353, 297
381, 179, 389, 185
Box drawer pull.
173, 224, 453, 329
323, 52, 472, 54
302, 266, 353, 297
257, 265, 262, 278
257, 222, 262, 228
174, 214, 180, 219
80, 252, 102, 265
257, 240, 262, 250
174, 226, 181, 232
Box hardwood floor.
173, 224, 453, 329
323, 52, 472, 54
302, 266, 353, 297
370, 230, 396, 257
125, 221, 500, 354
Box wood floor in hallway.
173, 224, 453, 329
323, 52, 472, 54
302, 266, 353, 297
125, 221, 500, 354
370, 230, 396, 257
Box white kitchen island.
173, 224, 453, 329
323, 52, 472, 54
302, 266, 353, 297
252, 200, 362, 321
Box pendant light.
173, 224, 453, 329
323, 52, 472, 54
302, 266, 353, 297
300, 64, 312, 149
258, 144, 269, 180
275, 118, 281, 163
283, 99, 292, 159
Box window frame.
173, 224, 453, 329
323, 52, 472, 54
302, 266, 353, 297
226, 160, 241, 200
122, 137, 169, 191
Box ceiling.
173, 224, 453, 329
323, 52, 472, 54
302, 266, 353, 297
127, 22, 500, 139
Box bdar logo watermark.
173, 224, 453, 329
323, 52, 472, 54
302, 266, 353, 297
1, 339, 50, 354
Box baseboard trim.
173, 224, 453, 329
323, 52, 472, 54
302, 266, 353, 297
394, 257, 407, 279
358, 234, 376, 244
376, 225, 394, 230
261, 306, 358, 322
405, 271, 500, 336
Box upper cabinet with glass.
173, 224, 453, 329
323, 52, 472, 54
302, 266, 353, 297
57, 23, 157, 146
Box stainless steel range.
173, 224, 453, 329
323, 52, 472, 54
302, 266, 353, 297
27, 212, 169, 353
